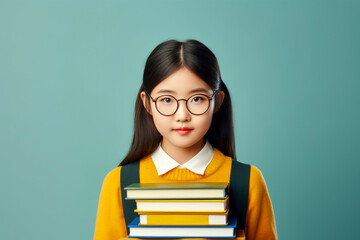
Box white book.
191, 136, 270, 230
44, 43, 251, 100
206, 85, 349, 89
135, 197, 229, 212
124, 182, 228, 199
136, 210, 229, 225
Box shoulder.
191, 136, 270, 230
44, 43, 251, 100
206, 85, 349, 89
250, 165, 263, 180
105, 166, 121, 180
100, 167, 121, 191
249, 165, 269, 193
249, 165, 265, 183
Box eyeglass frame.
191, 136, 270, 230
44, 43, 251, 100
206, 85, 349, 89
146, 90, 218, 116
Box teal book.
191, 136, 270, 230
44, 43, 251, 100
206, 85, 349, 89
127, 216, 237, 238
124, 182, 229, 200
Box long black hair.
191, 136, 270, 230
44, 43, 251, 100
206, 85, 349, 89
119, 40, 235, 166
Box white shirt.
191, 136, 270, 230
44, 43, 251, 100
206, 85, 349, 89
151, 140, 215, 176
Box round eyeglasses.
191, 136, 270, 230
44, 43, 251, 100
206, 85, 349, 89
146, 91, 218, 116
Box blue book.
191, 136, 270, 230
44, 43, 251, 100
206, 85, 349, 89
128, 216, 237, 238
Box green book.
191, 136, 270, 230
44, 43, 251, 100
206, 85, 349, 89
124, 182, 228, 200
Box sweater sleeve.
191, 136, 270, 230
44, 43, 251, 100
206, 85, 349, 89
94, 167, 128, 240
245, 166, 278, 240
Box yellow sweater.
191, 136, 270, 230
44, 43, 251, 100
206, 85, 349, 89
94, 149, 277, 240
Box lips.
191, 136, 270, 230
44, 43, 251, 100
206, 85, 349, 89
174, 127, 193, 135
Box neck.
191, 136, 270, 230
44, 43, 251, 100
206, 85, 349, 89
161, 139, 205, 165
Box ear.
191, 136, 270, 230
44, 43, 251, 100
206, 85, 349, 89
214, 91, 225, 113
140, 91, 152, 115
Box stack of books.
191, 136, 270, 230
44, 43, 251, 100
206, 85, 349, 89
124, 182, 237, 238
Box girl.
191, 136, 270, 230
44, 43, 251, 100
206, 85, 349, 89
94, 40, 277, 240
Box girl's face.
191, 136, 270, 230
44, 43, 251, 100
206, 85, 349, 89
141, 67, 220, 157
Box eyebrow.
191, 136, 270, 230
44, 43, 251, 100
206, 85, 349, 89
155, 88, 212, 95
156, 89, 176, 94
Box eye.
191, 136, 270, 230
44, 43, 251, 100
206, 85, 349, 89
164, 98, 172, 103
191, 95, 206, 103
159, 97, 173, 104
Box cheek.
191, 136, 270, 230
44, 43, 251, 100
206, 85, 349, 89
149, 103, 165, 133
151, 113, 169, 135
195, 111, 214, 132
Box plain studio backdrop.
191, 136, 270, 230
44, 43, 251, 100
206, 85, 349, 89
0, 0, 359, 239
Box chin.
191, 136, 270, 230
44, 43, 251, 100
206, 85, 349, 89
173, 139, 205, 149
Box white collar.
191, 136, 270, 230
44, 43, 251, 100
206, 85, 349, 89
152, 140, 214, 176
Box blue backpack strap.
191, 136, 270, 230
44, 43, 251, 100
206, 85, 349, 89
229, 160, 251, 230
120, 161, 140, 235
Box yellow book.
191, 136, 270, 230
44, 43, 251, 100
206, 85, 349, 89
136, 210, 229, 226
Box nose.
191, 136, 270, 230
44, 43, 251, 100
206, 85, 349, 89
174, 100, 191, 122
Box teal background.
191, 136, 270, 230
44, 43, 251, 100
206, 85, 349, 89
1, 0, 359, 239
